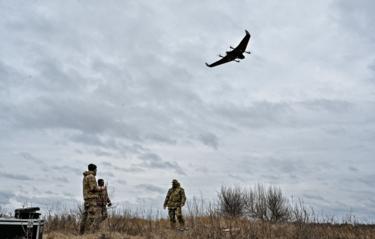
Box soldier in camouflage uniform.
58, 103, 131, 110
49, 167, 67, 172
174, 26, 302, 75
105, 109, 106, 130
79, 163, 103, 235
97, 178, 112, 222
163, 179, 186, 230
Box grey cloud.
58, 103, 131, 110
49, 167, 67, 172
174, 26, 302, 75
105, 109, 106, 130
101, 161, 113, 167
71, 133, 147, 155
194, 166, 209, 174
228, 173, 246, 182
0, 191, 14, 204
14, 195, 79, 214
63, 192, 75, 198
19, 152, 43, 164
146, 134, 177, 145
303, 193, 326, 202
262, 157, 306, 175
239, 155, 314, 178
11, 97, 142, 141
112, 165, 145, 173
0, 171, 33, 181
198, 132, 219, 149
358, 174, 375, 187
348, 166, 358, 172
136, 184, 165, 194
93, 150, 114, 157
44, 190, 57, 196
138, 153, 185, 175
1, 0, 375, 219
214, 99, 375, 130
50, 176, 69, 183
300, 99, 352, 113
116, 179, 128, 185
100, 171, 115, 178
369, 60, 375, 73
0, 61, 25, 94
214, 101, 292, 128
101, 161, 145, 173
336, 0, 375, 41
261, 174, 282, 183
49, 165, 81, 175
135, 196, 164, 210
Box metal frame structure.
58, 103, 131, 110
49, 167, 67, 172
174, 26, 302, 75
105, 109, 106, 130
0, 218, 44, 239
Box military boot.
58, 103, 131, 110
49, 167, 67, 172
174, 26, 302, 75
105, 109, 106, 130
170, 222, 176, 230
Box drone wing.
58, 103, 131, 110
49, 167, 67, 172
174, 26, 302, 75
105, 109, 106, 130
205, 54, 233, 67
233, 30, 251, 53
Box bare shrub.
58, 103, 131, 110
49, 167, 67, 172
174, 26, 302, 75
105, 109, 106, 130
266, 186, 290, 222
0, 206, 12, 218
218, 186, 245, 217
248, 184, 268, 220
291, 198, 312, 223
220, 184, 292, 222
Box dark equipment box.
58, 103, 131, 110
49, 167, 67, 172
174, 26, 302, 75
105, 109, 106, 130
0, 207, 44, 239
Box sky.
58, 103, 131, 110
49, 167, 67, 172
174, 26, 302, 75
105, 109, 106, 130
1, 0, 375, 220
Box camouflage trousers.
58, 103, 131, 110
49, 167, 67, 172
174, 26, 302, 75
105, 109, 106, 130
168, 207, 184, 228
99, 205, 108, 222
79, 199, 101, 234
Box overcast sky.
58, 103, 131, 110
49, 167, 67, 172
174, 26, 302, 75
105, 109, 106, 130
1, 0, 375, 220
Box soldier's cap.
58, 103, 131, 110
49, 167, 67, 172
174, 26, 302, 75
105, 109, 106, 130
88, 163, 97, 171
98, 178, 104, 183
172, 179, 178, 184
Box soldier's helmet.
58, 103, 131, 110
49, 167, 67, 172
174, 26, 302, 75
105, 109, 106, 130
98, 178, 104, 186
172, 179, 179, 187
88, 163, 97, 171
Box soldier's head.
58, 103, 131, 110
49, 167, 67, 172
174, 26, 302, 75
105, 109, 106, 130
98, 178, 104, 187
172, 179, 179, 188
88, 163, 97, 175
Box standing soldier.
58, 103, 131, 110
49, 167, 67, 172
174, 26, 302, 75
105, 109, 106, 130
163, 179, 186, 230
97, 178, 112, 222
79, 163, 102, 235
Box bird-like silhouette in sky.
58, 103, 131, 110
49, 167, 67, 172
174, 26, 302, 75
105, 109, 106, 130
206, 30, 251, 67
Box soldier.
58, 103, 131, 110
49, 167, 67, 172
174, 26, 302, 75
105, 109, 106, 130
97, 178, 112, 222
79, 163, 103, 235
163, 179, 186, 230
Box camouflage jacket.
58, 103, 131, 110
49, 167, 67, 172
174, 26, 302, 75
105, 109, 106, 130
97, 186, 111, 206
164, 186, 186, 208
82, 171, 100, 201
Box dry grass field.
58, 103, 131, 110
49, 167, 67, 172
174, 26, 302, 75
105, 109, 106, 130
10, 185, 375, 239
43, 211, 375, 239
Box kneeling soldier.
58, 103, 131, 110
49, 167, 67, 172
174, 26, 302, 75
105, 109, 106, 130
163, 179, 186, 230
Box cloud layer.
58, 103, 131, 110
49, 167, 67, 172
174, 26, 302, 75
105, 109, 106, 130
1, 0, 375, 220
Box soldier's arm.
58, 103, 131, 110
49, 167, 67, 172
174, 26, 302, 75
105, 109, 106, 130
106, 189, 111, 204
163, 189, 171, 208
180, 188, 186, 206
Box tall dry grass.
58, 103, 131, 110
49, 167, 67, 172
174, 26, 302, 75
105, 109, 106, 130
43, 184, 375, 238
44, 212, 375, 239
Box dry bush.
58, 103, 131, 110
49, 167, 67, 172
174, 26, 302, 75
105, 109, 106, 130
219, 184, 291, 222
265, 185, 290, 222
218, 186, 245, 218
0, 206, 12, 218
